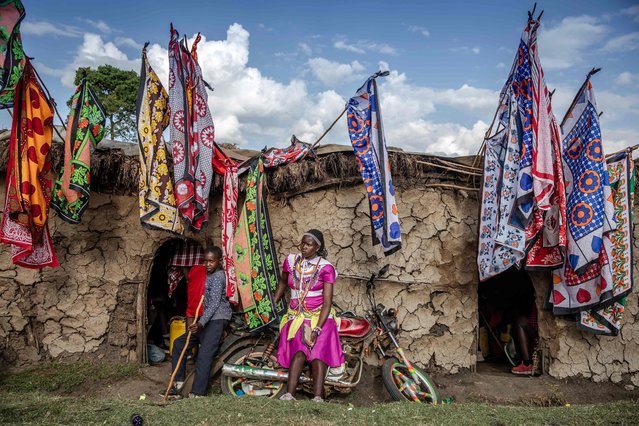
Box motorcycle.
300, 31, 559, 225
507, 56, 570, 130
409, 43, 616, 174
218, 264, 440, 403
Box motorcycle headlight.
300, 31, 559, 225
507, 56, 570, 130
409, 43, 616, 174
387, 318, 399, 334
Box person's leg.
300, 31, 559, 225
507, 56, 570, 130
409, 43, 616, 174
171, 331, 199, 384
310, 359, 328, 399
286, 351, 307, 396
515, 315, 531, 363
191, 320, 227, 396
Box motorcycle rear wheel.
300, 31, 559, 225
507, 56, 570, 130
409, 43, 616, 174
220, 346, 287, 399
381, 357, 439, 404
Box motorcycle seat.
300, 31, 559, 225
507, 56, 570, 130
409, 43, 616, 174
338, 317, 371, 338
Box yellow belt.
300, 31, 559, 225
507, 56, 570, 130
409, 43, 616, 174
280, 307, 337, 340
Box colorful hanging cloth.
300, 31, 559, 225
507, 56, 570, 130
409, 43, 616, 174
510, 23, 535, 225
550, 79, 615, 314
578, 151, 634, 335
0, 59, 58, 268
233, 159, 284, 330
222, 164, 239, 304
167, 239, 204, 297
136, 42, 183, 234
51, 80, 106, 224
522, 19, 567, 270
0, 0, 26, 109
478, 92, 525, 281
168, 27, 216, 232
346, 72, 401, 256
262, 135, 315, 168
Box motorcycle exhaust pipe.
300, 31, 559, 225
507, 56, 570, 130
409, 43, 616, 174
222, 363, 312, 383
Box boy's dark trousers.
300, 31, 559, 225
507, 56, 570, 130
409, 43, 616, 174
171, 319, 227, 395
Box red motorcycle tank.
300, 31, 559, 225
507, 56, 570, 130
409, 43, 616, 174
337, 316, 371, 338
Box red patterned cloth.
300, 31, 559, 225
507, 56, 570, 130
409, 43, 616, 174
167, 240, 204, 297
1, 60, 58, 268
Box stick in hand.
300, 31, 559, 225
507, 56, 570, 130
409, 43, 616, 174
163, 294, 205, 402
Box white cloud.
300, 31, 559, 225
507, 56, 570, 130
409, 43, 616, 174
257, 23, 273, 32
82, 19, 113, 34
496, 62, 506, 69
374, 71, 496, 155
299, 42, 312, 56
602, 32, 639, 52
603, 128, 639, 153
408, 25, 430, 37
538, 15, 608, 70
334, 39, 397, 55
622, 5, 639, 23
22, 20, 82, 37
334, 40, 365, 54
307, 57, 365, 86
451, 46, 481, 54
615, 71, 639, 86
59, 33, 140, 87
114, 36, 141, 50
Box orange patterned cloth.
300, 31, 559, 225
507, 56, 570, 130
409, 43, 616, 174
0, 59, 58, 268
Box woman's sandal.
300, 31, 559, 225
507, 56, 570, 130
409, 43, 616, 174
279, 393, 296, 401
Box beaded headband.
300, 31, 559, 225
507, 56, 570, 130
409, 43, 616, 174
303, 233, 322, 248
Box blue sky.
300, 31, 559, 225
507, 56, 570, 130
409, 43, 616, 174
8, 0, 639, 155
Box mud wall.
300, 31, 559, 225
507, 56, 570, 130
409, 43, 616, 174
0, 190, 173, 365
2, 176, 639, 383
268, 187, 479, 373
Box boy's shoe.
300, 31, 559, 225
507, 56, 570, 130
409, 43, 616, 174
311, 396, 324, 402
511, 362, 534, 375
188, 393, 205, 399
161, 386, 182, 399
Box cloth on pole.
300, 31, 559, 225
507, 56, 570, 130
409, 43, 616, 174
523, 19, 567, 270
136, 43, 183, 234
51, 80, 106, 224
233, 159, 284, 330
168, 27, 216, 232
0, 60, 58, 268
478, 92, 525, 281
550, 80, 615, 314
578, 151, 634, 335
0, 0, 26, 109
262, 135, 315, 168
222, 164, 239, 304
346, 73, 401, 256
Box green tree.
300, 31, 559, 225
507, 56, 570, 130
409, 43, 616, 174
71, 65, 139, 141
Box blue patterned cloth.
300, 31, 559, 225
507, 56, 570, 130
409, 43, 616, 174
346, 73, 401, 255
512, 39, 535, 223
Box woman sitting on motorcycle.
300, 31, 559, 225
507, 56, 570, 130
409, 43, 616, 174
274, 229, 345, 402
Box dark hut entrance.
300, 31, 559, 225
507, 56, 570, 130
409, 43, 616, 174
141, 238, 190, 363
477, 267, 538, 374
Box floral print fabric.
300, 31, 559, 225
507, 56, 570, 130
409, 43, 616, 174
51, 80, 106, 224
136, 43, 183, 234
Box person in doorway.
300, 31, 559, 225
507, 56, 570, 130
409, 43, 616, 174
165, 246, 232, 398
511, 305, 539, 375
274, 229, 345, 402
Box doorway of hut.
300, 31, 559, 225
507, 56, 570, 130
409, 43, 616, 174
142, 238, 192, 364
477, 267, 539, 376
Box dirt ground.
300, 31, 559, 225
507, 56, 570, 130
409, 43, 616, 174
72, 359, 639, 407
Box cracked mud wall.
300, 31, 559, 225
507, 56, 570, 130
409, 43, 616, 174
2, 177, 638, 382
269, 186, 479, 373
0, 188, 174, 365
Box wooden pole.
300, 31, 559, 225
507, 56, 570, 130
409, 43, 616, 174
163, 294, 205, 402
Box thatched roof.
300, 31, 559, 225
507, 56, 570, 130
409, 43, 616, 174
0, 128, 482, 197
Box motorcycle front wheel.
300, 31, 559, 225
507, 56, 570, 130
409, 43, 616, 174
220, 346, 287, 399
381, 357, 440, 404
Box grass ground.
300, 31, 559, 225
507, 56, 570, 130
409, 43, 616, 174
1, 363, 638, 425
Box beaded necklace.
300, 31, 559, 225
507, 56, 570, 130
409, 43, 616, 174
291, 254, 322, 313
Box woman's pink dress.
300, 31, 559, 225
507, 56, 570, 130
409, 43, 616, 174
277, 254, 345, 368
